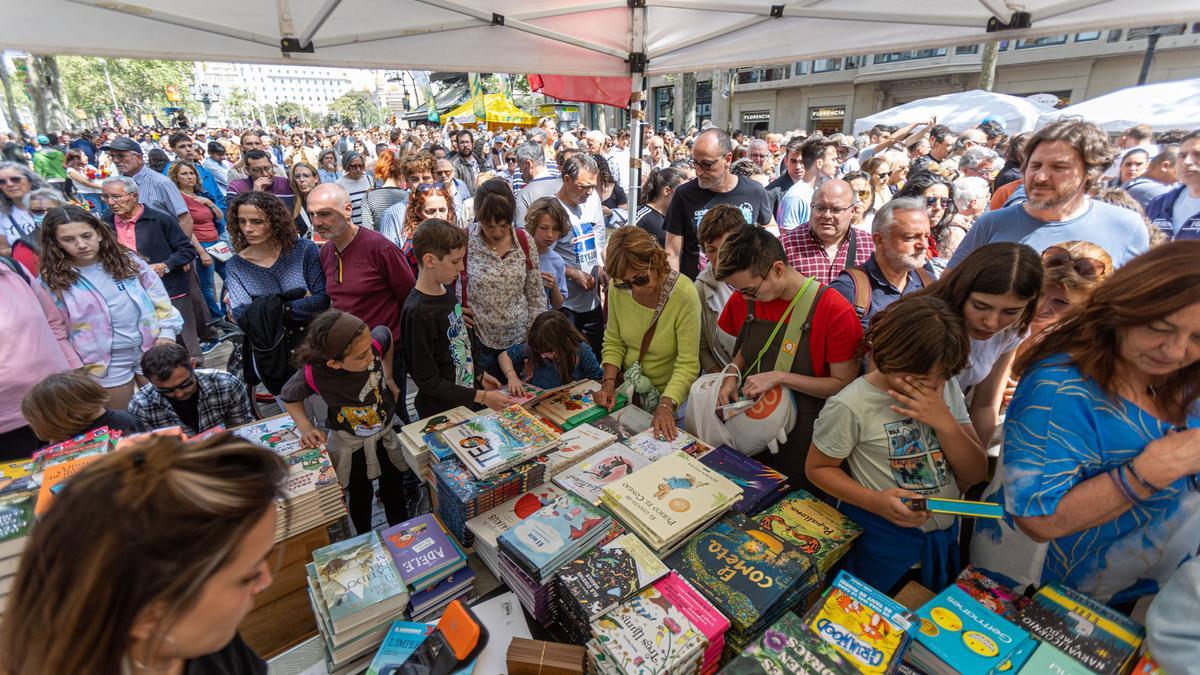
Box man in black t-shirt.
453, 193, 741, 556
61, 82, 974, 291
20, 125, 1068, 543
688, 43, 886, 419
665, 128, 774, 279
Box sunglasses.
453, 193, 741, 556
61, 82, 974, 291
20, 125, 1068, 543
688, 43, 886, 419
875, 172, 890, 179
1041, 246, 1107, 279
413, 182, 447, 192
857, 189, 872, 201
926, 196, 951, 208
612, 273, 651, 290
0, 176, 27, 185
693, 156, 724, 171
154, 373, 195, 395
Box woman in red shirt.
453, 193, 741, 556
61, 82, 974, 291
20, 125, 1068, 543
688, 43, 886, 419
169, 160, 226, 319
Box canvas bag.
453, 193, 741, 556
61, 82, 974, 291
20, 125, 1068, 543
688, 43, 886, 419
620, 270, 679, 411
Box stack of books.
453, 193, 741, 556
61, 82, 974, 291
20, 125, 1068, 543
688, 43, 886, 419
365, 620, 435, 675
466, 483, 565, 578
800, 571, 917, 673
588, 582, 709, 674
756, 490, 863, 576
381, 514, 471, 621
697, 445, 789, 514
908, 582, 1036, 675
589, 406, 654, 443
406, 566, 475, 623
275, 446, 347, 543
553, 442, 650, 504
552, 533, 669, 644
32, 427, 117, 516
1012, 583, 1144, 675
668, 513, 821, 658
397, 406, 479, 484
496, 492, 613, 621
543, 423, 616, 477
528, 380, 627, 431
306, 532, 410, 674
0, 475, 36, 616
230, 414, 304, 455
721, 611, 856, 674
623, 426, 714, 461
600, 450, 743, 557
432, 455, 549, 547
953, 565, 1030, 618
654, 572, 730, 675
428, 405, 560, 481
508, 637, 586, 675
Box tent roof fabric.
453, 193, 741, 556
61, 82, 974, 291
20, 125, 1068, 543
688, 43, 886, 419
440, 93, 539, 127
852, 90, 1057, 135
1036, 77, 1200, 132
10, 0, 1200, 77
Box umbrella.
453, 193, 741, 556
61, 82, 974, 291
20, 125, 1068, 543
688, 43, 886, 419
440, 94, 538, 130
852, 90, 1057, 135
1036, 77, 1200, 133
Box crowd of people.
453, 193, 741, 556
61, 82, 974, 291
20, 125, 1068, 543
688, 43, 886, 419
1, 107, 1199, 672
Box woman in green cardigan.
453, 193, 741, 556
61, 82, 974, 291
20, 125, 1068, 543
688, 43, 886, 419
594, 227, 701, 441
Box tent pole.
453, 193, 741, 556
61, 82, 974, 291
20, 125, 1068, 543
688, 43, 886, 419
627, 0, 647, 219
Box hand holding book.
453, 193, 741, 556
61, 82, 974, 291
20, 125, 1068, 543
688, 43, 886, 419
871, 486, 930, 528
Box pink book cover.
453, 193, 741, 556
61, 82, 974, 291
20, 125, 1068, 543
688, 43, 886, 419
653, 572, 729, 670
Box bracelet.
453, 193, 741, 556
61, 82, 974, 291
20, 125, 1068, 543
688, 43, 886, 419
602, 377, 617, 385
657, 398, 677, 412
1109, 466, 1142, 504
1124, 460, 1162, 493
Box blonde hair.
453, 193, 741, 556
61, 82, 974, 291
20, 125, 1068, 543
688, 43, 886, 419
1041, 239, 1115, 298
20, 372, 111, 442
605, 226, 669, 280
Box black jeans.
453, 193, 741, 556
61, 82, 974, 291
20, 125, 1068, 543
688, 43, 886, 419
347, 444, 409, 534
391, 351, 412, 425
560, 306, 605, 358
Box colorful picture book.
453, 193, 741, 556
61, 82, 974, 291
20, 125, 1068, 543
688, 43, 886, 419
654, 571, 730, 675
589, 406, 654, 443
544, 423, 617, 477
32, 426, 115, 470
429, 405, 559, 480
0, 477, 37, 559
907, 583, 1032, 675
552, 443, 650, 505
556, 533, 670, 621
466, 483, 564, 578
311, 531, 410, 636
280, 447, 339, 499
953, 565, 1029, 618
399, 406, 479, 476
801, 571, 917, 675
35, 453, 104, 516
722, 611, 857, 675
600, 450, 742, 555
433, 454, 549, 548
1011, 583, 1144, 675
231, 414, 304, 456
530, 380, 626, 430
589, 582, 708, 674
698, 445, 789, 514
757, 490, 863, 575
381, 513, 467, 592
366, 621, 436, 675
624, 426, 713, 461
496, 491, 612, 581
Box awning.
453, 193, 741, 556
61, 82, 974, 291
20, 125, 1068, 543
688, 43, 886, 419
1036, 77, 1200, 132
440, 93, 539, 130
403, 81, 470, 122
852, 89, 1058, 135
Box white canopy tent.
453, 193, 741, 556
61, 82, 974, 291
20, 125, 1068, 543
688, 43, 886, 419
852, 90, 1058, 135
9, 0, 1199, 206
1036, 77, 1200, 132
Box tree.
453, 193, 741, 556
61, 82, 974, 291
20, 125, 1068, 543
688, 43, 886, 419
681, 72, 697, 132
59, 56, 197, 125
328, 89, 381, 128
274, 101, 314, 126
26, 57, 70, 134
223, 87, 260, 127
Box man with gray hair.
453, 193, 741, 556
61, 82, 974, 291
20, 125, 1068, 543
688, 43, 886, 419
515, 140, 562, 226
958, 146, 1002, 181
828, 197, 935, 330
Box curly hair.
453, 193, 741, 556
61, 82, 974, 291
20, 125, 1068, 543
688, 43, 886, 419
225, 191, 297, 253
895, 170, 957, 240
1022, 117, 1115, 192
401, 152, 436, 181
39, 205, 138, 292
404, 185, 456, 241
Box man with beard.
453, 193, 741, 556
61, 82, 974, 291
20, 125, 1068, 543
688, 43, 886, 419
948, 119, 1149, 269
828, 198, 935, 331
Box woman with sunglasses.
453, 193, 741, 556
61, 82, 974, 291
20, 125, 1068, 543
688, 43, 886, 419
972, 240, 1200, 606
860, 155, 893, 219
336, 152, 373, 227
895, 170, 956, 261
594, 227, 701, 442
0, 161, 52, 256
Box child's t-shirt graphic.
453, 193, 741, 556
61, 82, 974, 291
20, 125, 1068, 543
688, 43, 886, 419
446, 302, 475, 389
280, 326, 397, 437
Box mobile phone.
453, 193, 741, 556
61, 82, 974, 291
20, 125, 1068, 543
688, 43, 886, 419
399, 600, 488, 675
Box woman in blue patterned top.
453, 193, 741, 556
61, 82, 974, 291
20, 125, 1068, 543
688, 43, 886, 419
972, 240, 1200, 605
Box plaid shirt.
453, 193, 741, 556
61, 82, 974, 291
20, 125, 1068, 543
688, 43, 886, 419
779, 225, 876, 285
129, 369, 255, 437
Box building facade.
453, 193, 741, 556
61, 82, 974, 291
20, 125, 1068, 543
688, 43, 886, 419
193, 62, 379, 123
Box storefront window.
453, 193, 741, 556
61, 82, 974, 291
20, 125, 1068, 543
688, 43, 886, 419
873, 48, 948, 64
1015, 35, 1068, 49
695, 80, 712, 119
653, 86, 674, 131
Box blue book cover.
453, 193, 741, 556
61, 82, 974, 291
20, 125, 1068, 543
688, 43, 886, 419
913, 583, 1030, 674
409, 566, 476, 612
496, 491, 611, 576
381, 513, 466, 590
366, 620, 435, 675
698, 445, 788, 513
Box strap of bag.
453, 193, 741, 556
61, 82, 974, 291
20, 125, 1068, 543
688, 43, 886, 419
636, 270, 679, 364
515, 228, 533, 271
304, 363, 320, 396
847, 267, 871, 318
844, 228, 858, 269
459, 227, 534, 307
746, 276, 815, 375
0, 254, 29, 284
773, 282, 822, 375
914, 265, 934, 287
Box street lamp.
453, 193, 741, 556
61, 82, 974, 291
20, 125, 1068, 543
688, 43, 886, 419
191, 82, 222, 127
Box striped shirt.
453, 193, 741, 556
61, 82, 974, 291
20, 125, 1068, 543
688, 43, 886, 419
131, 165, 187, 218
360, 186, 406, 232
779, 225, 875, 285
337, 176, 374, 227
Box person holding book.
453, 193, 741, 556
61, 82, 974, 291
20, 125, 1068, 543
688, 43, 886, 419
500, 310, 604, 394
0, 433, 285, 675
972, 241, 1200, 606
401, 217, 517, 419
594, 226, 701, 442
281, 309, 409, 533
806, 294, 986, 593
21, 371, 145, 443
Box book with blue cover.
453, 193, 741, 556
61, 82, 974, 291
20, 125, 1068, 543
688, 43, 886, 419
698, 445, 789, 513
496, 491, 612, 580
408, 566, 476, 619
907, 582, 1031, 675
381, 513, 466, 592
366, 620, 436, 675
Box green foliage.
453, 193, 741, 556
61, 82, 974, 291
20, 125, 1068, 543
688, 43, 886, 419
58, 57, 198, 118
327, 89, 381, 128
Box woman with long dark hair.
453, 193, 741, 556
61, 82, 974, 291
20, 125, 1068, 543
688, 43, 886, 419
894, 170, 956, 260
635, 167, 688, 247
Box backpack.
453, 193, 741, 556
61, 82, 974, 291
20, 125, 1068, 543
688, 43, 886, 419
846, 265, 934, 319
458, 227, 533, 308
303, 336, 383, 395
0, 254, 30, 284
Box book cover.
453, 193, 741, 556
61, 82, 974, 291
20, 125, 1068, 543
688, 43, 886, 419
367, 621, 436, 675
280, 447, 339, 500
432, 405, 558, 479
589, 406, 654, 443
624, 427, 713, 461
557, 533, 670, 620
802, 571, 917, 675
466, 483, 565, 550
35, 453, 104, 516
33, 427, 114, 469
401, 406, 478, 449
912, 583, 1029, 675
552, 444, 649, 504
381, 513, 466, 588
191, 425, 226, 442
544, 423, 616, 476
433, 456, 548, 512
534, 380, 604, 425
591, 583, 706, 673
312, 531, 408, 632
758, 490, 864, 574
666, 513, 817, 632
601, 451, 741, 543
1012, 583, 1143, 675
496, 491, 611, 575
0, 458, 32, 480
231, 414, 303, 456
722, 611, 857, 675
953, 565, 1029, 618
698, 445, 788, 512
1019, 642, 1097, 675
409, 566, 476, 612
653, 571, 730, 669
113, 426, 186, 451
0, 477, 37, 547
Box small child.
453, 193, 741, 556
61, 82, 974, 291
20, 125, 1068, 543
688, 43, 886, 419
499, 310, 604, 395
399, 217, 516, 419
280, 309, 407, 534
524, 196, 569, 310
805, 294, 986, 594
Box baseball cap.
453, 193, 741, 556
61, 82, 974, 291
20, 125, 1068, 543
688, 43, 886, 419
36, 135, 50, 145
101, 136, 142, 153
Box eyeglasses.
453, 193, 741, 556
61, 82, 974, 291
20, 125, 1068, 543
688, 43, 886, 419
612, 273, 651, 290
435, 169, 455, 177
856, 189, 872, 202
0, 176, 27, 185
154, 373, 195, 395
926, 196, 951, 208
693, 156, 725, 171
1041, 246, 1108, 279
505, 157, 517, 162
347, 163, 365, 170
738, 273, 769, 299
413, 182, 447, 192
812, 203, 853, 215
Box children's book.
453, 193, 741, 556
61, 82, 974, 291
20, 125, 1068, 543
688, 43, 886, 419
531, 380, 626, 430
953, 565, 1029, 618
1011, 583, 1143, 675
496, 491, 611, 579
280, 447, 339, 500
430, 405, 558, 480
589, 406, 654, 443
400, 407, 478, 450
0, 458, 32, 481
1019, 642, 1098, 675
698, 445, 788, 513
466, 483, 565, 550
35, 453, 104, 516
722, 611, 857, 675
908, 583, 1031, 675
552, 443, 650, 504
653, 571, 730, 673
801, 571, 917, 675
590, 583, 706, 673
231, 414, 303, 456
757, 490, 863, 575
624, 427, 713, 461
0, 477, 37, 558
33, 427, 115, 469
544, 423, 616, 477
556, 533, 669, 620
366, 621, 436, 675
312, 531, 409, 635
381, 513, 467, 591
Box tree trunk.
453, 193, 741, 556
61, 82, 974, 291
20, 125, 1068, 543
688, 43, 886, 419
0, 59, 23, 139
27, 56, 70, 134
978, 42, 1000, 92
681, 71, 697, 132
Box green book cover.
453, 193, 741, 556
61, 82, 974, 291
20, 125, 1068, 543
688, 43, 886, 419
722, 611, 856, 674
758, 489, 863, 574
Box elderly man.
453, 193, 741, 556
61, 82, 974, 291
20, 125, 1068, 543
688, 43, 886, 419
665, 128, 774, 279
747, 138, 774, 176
101, 136, 194, 238
1146, 130, 1200, 241
779, 180, 875, 285
644, 135, 670, 171
958, 146, 1001, 181
101, 175, 201, 354
828, 197, 936, 330
129, 342, 254, 436
227, 149, 296, 211
949, 119, 1150, 268
514, 141, 561, 225
778, 136, 840, 232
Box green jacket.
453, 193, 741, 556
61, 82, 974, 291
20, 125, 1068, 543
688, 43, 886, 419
33, 148, 67, 180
